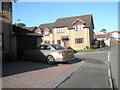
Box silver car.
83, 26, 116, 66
22, 44, 75, 64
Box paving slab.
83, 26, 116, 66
2, 60, 84, 88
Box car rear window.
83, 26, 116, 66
51, 45, 65, 50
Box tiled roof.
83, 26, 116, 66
39, 14, 94, 30
25, 26, 37, 32
94, 32, 106, 35
107, 31, 120, 35
54, 14, 93, 29
94, 35, 106, 39
39, 23, 54, 30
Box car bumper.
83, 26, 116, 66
55, 54, 75, 62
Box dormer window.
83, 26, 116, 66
44, 31, 49, 35
73, 25, 84, 31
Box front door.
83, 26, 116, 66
63, 40, 69, 49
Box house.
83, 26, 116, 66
106, 31, 120, 41
1, 1, 43, 61
94, 32, 106, 41
105, 31, 120, 46
25, 26, 42, 34
39, 14, 94, 50
13, 25, 43, 59
0, 1, 15, 61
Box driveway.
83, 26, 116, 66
2, 59, 83, 88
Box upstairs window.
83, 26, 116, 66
57, 28, 64, 33
36, 31, 41, 34
73, 25, 84, 31
44, 31, 49, 35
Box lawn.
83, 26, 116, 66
75, 48, 102, 53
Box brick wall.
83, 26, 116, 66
110, 40, 119, 45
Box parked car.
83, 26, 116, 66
22, 44, 75, 64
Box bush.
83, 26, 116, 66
100, 39, 106, 47
92, 39, 100, 49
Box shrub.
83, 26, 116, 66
100, 39, 106, 47
92, 39, 100, 49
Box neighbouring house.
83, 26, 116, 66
13, 25, 43, 59
106, 31, 120, 46
0, 1, 17, 61
1, 1, 43, 61
94, 31, 120, 46
94, 32, 106, 41
25, 26, 42, 34
39, 14, 94, 50
106, 31, 120, 41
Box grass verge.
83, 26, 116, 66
75, 48, 102, 53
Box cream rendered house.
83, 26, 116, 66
39, 14, 94, 50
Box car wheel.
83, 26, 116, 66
46, 55, 55, 65
22, 54, 27, 61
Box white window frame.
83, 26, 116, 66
44, 31, 49, 35
73, 25, 84, 31
57, 27, 64, 33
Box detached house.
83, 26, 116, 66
39, 14, 94, 50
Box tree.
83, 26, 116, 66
13, 23, 26, 28
100, 29, 107, 33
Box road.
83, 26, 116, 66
56, 50, 110, 88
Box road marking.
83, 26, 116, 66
107, 50, 113, 89
108, 51, 110, 63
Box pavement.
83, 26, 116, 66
108, 45, 119, 89
2, 60, 84, 88
0, 47, 2, 90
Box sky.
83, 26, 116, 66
12, 2, 118, 32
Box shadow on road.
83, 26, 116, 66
79, 57, 105, 64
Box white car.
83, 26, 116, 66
22, 44, 75, 64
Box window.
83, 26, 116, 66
44, 40, 50, 44
36, 32, 41, 34
44, 31, 49, 35
75, 38, 84, 44
33, 45, 51, 50
51, 45, 65, 50
57, 28, 64, 33
40, 45, 51, 50
73, 25, 84, 31
57, 40, 61, 45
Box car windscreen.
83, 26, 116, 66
51, 45, 65, 50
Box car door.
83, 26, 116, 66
30, 45, 45, 61
40, 45, 52, 59
32, 45, 52, 61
